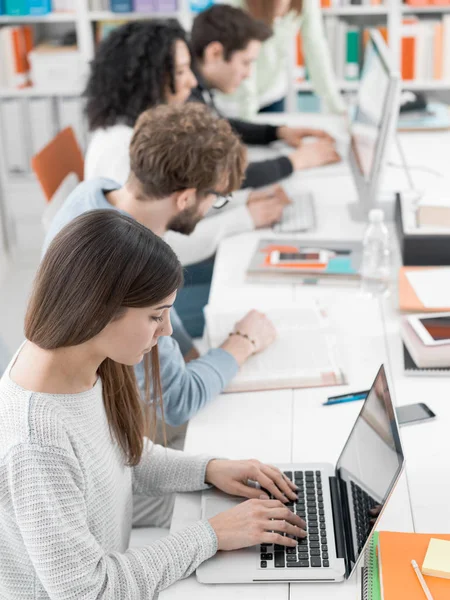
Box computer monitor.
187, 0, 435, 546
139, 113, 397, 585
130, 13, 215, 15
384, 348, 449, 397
348, 30, 401, 221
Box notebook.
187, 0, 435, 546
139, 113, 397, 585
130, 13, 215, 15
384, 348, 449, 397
361, 532, 381, 600
378, 531, 450, 599
397, 102, 450, 132
246, 239, 362, 285
403, 344, 450, 377
204, 303, 346, 393
399, 267, 450, 313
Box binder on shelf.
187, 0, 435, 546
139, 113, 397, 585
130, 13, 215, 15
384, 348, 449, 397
156, 0, 178, 10
0, 98, 29, 174
28, 0, 51, 15
29, 97, 57, 156
134, 0, 154, 11
110, 0, 133, 11
345, 26, 360, 81
4, 0, 28, 15
57, 96, 87, 151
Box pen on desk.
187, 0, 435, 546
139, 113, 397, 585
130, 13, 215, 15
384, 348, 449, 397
411, 560, 435, 600
323, 390, 369, 406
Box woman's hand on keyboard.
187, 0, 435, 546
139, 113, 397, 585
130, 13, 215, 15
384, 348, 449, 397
288, 139, 341, 171
208, 498, 307, 551
206, 459, 298, 503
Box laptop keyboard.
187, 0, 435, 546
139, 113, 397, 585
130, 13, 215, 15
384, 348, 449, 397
272, 192, 315, 233
259, 470, 329, 569
351, 481, 378, 554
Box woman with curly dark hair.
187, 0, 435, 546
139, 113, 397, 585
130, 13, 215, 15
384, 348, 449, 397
84, 20, 197, 182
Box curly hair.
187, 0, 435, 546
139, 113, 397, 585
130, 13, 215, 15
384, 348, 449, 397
84, 20, 188, 131
130, 103, 247, 198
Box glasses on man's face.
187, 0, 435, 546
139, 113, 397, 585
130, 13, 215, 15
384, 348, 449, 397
207, 190, 232, 210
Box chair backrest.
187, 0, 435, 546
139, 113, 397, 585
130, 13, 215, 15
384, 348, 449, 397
31, 127, 84, 203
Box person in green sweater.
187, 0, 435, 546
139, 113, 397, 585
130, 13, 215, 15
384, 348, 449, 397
217, 0, 345, 117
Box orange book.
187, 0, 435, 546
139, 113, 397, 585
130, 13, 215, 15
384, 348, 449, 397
430, 0, 450, 6
321, 0, 331, 7
378, 532, 450, 599
296, 33, 305, 80
402, 19, 418, 81
434, 22, 444, 79
404, 0, 429, 5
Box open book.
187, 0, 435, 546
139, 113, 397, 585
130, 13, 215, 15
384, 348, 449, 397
204, 303, 346, 393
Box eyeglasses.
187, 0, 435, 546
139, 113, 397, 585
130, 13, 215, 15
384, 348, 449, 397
207, 190, 232, 210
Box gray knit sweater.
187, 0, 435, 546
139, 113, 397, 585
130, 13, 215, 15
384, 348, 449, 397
0, 364, 218, 599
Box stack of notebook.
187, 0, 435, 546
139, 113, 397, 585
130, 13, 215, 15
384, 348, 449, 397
361, 531, 450, 600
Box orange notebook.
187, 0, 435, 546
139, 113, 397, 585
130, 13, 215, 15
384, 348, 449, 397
398, 267, 450, 312
378, 531, 450, 599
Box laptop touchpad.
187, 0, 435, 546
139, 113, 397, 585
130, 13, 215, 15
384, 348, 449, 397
203, 492, 244, 519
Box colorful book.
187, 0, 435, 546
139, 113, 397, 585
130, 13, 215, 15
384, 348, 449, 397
378, 531, 450, 599
156, 0, 178, 9
28, 0, 51, 14
134, 0, 154, 11
361, 532, 381, 600
246, 239, 362, 284
4, 0, 28, 15
345, 26, 360, 81
110, 0, 133, 11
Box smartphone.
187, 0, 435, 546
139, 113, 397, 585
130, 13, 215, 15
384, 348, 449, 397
270, 249, 331, 265
408, 313, 450, 346
396, 402, 436, 426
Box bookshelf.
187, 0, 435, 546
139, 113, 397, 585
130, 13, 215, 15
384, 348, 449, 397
0, 0, 450, 258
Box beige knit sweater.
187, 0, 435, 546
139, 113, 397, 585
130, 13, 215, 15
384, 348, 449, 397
0, 362, 218, 599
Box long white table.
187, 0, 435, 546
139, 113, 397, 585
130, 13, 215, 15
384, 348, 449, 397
161, 113, 450, 600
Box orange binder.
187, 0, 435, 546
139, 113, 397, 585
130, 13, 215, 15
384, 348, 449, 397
402, 18, 418, 81
434, 22, 444, 80
399, 267, 450, 312
378, 532, 450, 599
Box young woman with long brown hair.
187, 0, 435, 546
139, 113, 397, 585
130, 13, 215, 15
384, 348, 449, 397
0, 210, 305, 599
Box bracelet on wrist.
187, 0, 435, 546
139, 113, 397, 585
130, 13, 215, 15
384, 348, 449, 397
229, 330, 256, 354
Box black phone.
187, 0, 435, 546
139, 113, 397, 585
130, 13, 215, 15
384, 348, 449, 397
396, 402, 436, 426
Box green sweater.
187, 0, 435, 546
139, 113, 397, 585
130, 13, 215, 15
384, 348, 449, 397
216, 0, 345, 117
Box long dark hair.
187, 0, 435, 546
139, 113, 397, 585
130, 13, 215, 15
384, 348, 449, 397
84, 20, 188, 130
25, 210, 183, 466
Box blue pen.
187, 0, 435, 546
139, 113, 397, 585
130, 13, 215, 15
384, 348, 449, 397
323, 390, 370, 406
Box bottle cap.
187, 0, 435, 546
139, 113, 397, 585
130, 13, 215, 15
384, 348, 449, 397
369, 209, 384, 223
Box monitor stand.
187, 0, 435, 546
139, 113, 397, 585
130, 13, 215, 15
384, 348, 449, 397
348, 135, 417, 223
348, 191, 398, 223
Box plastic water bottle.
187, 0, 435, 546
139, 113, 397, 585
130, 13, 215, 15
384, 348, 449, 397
360, 209, 391, 297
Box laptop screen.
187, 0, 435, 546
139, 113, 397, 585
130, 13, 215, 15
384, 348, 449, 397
335, 365, 404, 573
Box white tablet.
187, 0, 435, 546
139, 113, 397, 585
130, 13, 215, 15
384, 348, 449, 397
407, 313, 450, 346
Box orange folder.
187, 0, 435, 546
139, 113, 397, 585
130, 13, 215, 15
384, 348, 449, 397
398, 267, 450, 312
378, 532, 450, 599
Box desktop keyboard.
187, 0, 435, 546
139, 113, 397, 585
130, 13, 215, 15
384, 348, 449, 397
259, 470, 329, 569
273, 192, 316, 233
351, 481, 378, 554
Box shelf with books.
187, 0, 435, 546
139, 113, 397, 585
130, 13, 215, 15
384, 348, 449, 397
402, 80, 450, 90
402, 5, 450, 14
322, 6, 388, 17
0, 87, 84, 97
88, 11, 180, 20
0, 13, 76, 23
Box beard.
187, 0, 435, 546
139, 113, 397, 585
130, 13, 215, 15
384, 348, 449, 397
167, 205, 203, 235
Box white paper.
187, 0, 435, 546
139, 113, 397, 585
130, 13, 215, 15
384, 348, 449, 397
406, 269, 450, 308
204, 303, 345, 391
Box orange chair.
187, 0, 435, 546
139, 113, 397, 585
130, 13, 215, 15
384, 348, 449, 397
31, 127, 84, 230
31, 126, 84, 202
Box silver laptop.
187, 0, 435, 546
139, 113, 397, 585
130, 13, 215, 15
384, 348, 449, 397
197, 365, 404, 584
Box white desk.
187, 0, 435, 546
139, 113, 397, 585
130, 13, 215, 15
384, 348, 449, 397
161, 113, 449, 600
